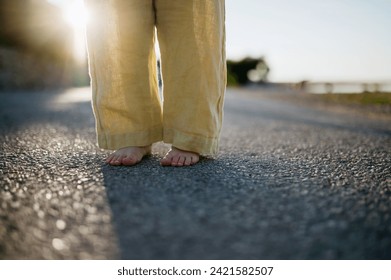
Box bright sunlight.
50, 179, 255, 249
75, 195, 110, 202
59, 0, 89, 63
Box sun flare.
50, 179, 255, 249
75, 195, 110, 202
61, 0, 90, 63
63, 0, 89, 27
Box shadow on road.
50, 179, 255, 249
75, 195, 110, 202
101, 155, 288, 259
101, 152, 390, 259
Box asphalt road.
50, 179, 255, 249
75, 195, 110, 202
0, 87, 390, 259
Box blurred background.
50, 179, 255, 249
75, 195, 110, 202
0, 0, 390, 93
0, 0, 88, 90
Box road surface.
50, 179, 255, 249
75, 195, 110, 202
0, 87, 390, 259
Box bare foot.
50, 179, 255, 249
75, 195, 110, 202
105, 145, 151, 166
160, 147, 199, 167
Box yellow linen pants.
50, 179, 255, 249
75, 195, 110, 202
85, 0, 226, 156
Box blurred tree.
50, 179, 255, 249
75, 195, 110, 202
227, 57, 269, 86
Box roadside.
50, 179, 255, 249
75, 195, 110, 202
237, 85, 391, 121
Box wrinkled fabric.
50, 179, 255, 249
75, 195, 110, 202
85, 0, 226, 156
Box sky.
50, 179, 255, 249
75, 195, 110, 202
226, 0, 391, 82
49, 0, 391, 82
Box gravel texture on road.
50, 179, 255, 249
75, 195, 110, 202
0, 87, 390, 259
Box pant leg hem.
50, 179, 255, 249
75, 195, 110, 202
163, 128, 219, 157
98, 126, 163, 150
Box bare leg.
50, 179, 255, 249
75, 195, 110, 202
106, 145, 152, 166
160, 147, 199, 167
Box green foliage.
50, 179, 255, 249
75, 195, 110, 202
227, 71, 238, 86
227, 57, 269, 85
